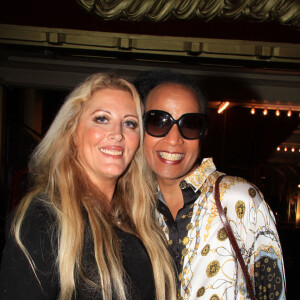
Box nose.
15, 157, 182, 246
108, 124, 124, 142
164, 124, 184, 145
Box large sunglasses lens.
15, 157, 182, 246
145, 111, 172, 137
179, 115, 204, 139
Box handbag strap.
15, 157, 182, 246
214, 175, 256, 300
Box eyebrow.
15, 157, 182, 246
90, 109, 138, 119
90, 109, 110, 116
125, 114, 138, 118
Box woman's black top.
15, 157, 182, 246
0, 200, 156, 299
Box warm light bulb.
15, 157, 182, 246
263, 109, 268, 116
277, 147, 280, 151
292, 147, 295, 152
218, 101, 230, 114
251, 108, 255, 115
287, 110, 292, 117
284, 147, 287, 152
276, 110, 280, 116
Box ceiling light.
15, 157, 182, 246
250, 108, 255, 115
287, 110, 292, 117
263, 109, 268, 116
276, 110, 280, 116
218, 101, 230, 114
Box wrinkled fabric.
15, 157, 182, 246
157, 158, 286, 300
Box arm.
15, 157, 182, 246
221, 177, 286, 299
0, 201, 59, 299
251, 197, 286, 299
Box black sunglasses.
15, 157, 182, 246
144, 110, 206, 140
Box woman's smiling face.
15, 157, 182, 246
144, 83, 202, 184
75, 88, 140, 186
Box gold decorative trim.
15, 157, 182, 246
76, 0, 300, 27
0, 24, 299, 64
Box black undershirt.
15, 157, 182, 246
157, 185, 200, 274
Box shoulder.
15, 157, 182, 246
1, 195, 60, 299
219, 175, 263, 205
217, 175, 275, 223
7, 194, 58, 246
22, 194, 57, 228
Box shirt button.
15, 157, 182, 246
179, 181, 187, 189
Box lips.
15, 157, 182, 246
100, 146, 123, 158
157, 151, 184, 163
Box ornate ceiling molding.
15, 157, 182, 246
1, 24, 299, 65
76, 0, 300, 27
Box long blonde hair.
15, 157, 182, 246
12, 73, 176, 300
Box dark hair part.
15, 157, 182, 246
134, 69, 207, 114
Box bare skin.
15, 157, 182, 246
144, 83, 202, 219
158, 178, 184, 219
75, 88, 140, 201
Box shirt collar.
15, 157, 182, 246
184, 157, 217, 192
157, 158, 216, 202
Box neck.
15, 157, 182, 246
157, 177, 184, 220
94, 178, 117, 202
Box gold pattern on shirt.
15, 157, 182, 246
204, 206, 218, 242
178, 273, 182, 281
203, 174, 240, 241
235, 200, 246, 219
186, 223, 193, 230
217, 227, 228, 241
168, 240, 173, 245
196, 286, 205, 297
206, 260, 220, 277
183, 237, 189, 245
255, 255, 283, 299
248, 187, 257, 198
185, 158, 215, 189
188, 211, 193, 218
182, 248, 188, 256
157, 159, 286, 300
201, 244, 210, 256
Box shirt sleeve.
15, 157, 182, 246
251, 194, 286, 300
0, 201, 59, 300
222, 177, 286, 299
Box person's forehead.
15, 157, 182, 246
145, 83, 201, 112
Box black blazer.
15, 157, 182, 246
0, 199, 155, 299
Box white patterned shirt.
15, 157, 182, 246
157, 158, 286, 300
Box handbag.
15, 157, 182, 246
214, 175, 256, 300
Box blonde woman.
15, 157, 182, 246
0, 73, 176, 300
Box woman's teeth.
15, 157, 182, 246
100, 148, 122, 155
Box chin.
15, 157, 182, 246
103, 167, 127, 178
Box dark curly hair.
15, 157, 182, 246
134, 69, 207, 114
